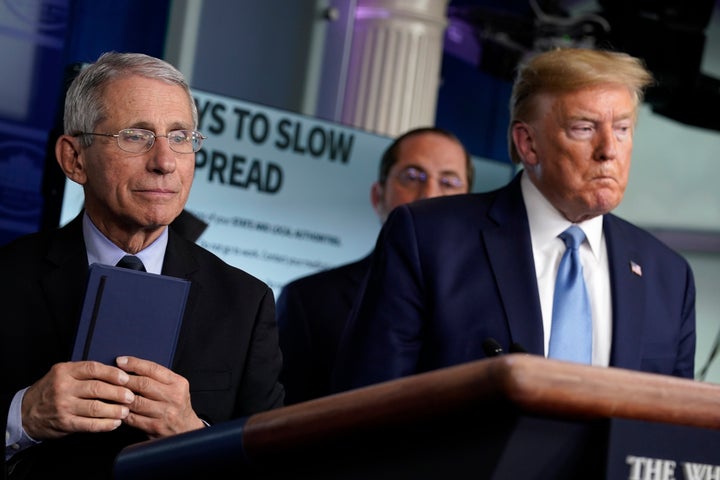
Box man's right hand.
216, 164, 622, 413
21, 361, 135, 440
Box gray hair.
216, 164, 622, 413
64, 52, 197, 147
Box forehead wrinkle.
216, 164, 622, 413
121, 120, 193, 133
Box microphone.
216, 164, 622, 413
509, 342, 528, 354
482, 338, 505, 358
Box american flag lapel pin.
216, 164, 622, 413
630, 261, 643, 277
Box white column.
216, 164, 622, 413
164, 0, 204, 84
340, 0, 450, 137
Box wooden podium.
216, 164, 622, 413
114, 354, 720, 479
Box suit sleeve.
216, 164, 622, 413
674, 263, 696, 379
332, 206, 426, 392
238, 286, 285, 411
276, 284, 315, 405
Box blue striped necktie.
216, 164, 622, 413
548, 225, 592, 364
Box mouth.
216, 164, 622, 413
591, 174, 616, 183
134, 188, 178, 199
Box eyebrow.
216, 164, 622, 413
568, 109, 635, 122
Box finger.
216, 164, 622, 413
75, 379, 135, 405
46, 415, 125, 437
128, 394, 162, 418
124, 374, 162, 401
71, 398, 131, 422
23, 392, 130, 439
70, 360, 131, 386
124, 397, 204, 438
124, 372, 191, 405
72, 417, 124, 433
116, 356, 174, 384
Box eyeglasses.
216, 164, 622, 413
393, 166, 465, 192
77, 128, 207, 154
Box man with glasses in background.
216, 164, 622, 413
1, 52, 284, 479
276, 127, 474, 405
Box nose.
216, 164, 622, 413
148, 136, 177, 174
595, 125, 618, 161
418, 177, 443, 199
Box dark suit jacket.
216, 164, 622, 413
1, 215, 284, 479
276, 254, 372, 404
332, 173, 696, 392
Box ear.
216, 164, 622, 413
55, 134, 88, 185
370, 181, 386, 221
511, 121, 538, 167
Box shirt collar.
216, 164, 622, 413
520, 172, 604, 260
83, 212, 168, 274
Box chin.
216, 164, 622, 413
147, 207, 183, 224
592, 198, 622, 216
592, 185, 623, 206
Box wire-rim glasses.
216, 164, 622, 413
393, 166, 465, 192
77, 128, 206, 154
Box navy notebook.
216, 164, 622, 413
72, 263, 191, 367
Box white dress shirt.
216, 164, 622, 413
520, 173, 612, 367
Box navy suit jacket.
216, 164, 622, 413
277, 254, 372, 404
332, 173, 696, 392
1, 215, 284, 479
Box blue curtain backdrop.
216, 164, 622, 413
0, 0, 169, 245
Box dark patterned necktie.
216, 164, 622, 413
116, 255, 146, 272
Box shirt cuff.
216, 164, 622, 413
5, 388, 40, 460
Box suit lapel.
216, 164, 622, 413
161, 229, 200, 279
162, 229, 202, 364
483, 174, 545, 355
604, 215, 646, 369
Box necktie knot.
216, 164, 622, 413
116, 255, 146, 272
560, 225, 585, 251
